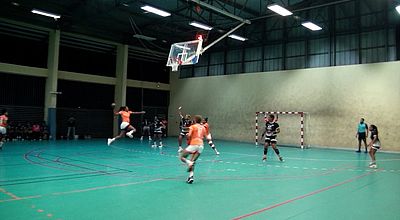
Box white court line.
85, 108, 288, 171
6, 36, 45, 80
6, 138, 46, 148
109, 145, 400, 173
51, 178, 164, 196
284, 157, 400, 162
0, 179, 164, 203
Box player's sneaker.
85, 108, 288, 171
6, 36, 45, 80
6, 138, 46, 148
178, 146, 183, 153
186, 176, 194, 184
126, 132, 133, 138
369, 164, 377, 168
107, 138, 113, 146
215, 151, 220, 155
262, 155, 267, 162
0, 142, 3, 150
279, 156, 284, 162
140, 136, 143, 141
148, 137, 152, 141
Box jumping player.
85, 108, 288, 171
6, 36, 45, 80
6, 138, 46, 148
179, 115, 207, 184
202, 117, 219, 155
261, 114, 283, 162
368, 124, 380, 168
0, 109, 8, 150
178, 107, 192, 152
152, 116, 166, 148
107, 105, 145, 146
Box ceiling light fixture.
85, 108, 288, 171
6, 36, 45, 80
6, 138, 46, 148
141, 5, 171, 17
228, 34, 248, 41
301, 22, 322, 31
133, 34, 156, 41
31, 9, 61, 19
396, 5, 400, 14
267, 4, 293, 16
189, 21, 213, 30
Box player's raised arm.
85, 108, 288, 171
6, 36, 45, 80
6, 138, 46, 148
178, 106, 184, 118
131, 110, 146, 114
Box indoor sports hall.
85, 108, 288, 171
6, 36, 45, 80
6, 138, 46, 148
1, 1, 399, 220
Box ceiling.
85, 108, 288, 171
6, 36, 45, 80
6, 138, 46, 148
0, 0, 334, 61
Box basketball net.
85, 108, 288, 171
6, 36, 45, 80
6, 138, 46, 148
171, 62, 179, 71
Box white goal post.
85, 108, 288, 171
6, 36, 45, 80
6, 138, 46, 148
255, 111, 306, 149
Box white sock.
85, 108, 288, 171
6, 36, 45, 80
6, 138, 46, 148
189, 171, 194, 177
185, 159, 192, 165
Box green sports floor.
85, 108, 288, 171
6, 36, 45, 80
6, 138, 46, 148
0, 138, 399, 220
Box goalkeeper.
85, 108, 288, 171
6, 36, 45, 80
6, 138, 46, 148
261, 114, 283, 162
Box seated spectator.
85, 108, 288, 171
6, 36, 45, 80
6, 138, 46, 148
32, 123, 41, 140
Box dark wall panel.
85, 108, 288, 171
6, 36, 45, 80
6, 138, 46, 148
127, 59, 169, 84
59, 46, 116, 77
0, 72, 45, 106
0, 105, 44, 124
0, 34, 48, 68
57, 108, 113, 139
57, 80, 114, 109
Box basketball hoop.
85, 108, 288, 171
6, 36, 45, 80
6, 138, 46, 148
166, 39, 203, 72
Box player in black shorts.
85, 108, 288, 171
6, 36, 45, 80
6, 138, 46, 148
368, 124, 380, 168
261, 114, 283, 162
355, 118, 368, 153
152, 116, 165, 148
178, 108, 192, 152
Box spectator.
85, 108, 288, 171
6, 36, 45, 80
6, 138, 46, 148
32, 123, 41, 140
355, 118, 369, 153
67, 116, 76, 140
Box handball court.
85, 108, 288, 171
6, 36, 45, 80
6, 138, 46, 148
0, 138, 399, 220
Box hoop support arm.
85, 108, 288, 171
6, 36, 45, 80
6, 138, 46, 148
201, 22, 246, 54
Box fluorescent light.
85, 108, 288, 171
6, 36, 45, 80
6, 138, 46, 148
228, 34, 247, 41
267, 4, 292, 16
396, 5, 400, 14
301, 22, 322, 31
189, 21, 213, 30
31, 9, 61, 19
133, 34, 156, 41
141, 5, 171, 17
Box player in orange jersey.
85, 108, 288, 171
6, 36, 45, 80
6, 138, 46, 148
107, 105, 145, 146
202, 117, 219, 155
0, 109, 8, 150
179, 115, 207, 184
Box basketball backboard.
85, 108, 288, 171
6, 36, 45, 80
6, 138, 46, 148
166, 39, 203, 71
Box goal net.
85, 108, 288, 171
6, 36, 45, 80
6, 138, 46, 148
255, 111, 307, 149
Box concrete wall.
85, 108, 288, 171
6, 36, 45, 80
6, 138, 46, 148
168, 61, 400, 152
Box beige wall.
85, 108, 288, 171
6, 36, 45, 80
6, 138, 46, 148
168, 61, 400, 152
